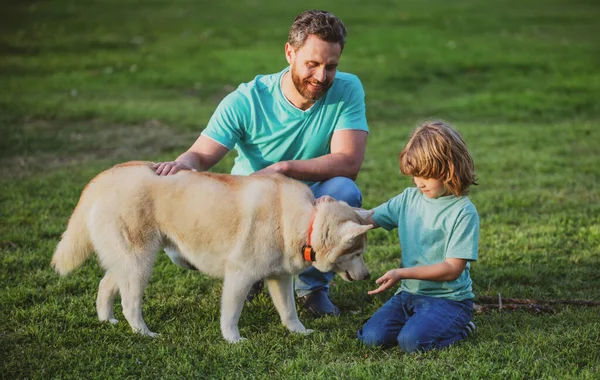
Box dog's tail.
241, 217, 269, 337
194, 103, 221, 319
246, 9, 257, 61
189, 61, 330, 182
51, 193, 94, 276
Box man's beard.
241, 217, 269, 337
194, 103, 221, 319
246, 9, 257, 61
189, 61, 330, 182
290, 66, 333, 102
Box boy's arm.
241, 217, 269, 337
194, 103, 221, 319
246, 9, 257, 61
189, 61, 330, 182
367, 258, 468, 295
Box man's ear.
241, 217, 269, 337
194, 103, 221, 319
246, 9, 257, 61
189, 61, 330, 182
285, 42, 295, 65
353, 208, 374, 223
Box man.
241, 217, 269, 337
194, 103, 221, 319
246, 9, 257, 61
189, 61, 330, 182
154, 10, 369, 317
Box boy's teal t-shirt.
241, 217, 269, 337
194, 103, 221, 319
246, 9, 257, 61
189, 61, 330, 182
201, 68, 369, 176
373, 187, 479, 301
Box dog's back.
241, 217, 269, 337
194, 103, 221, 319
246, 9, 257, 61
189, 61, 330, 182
52, 161, 314, 277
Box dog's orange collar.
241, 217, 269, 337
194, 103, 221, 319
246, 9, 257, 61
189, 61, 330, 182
302, 213, 317, 262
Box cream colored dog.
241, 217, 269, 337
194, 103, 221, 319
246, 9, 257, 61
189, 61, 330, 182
51, 161, 373, 342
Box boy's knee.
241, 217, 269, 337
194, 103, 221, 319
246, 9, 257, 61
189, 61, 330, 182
314, 177, 362, 207
397, 330, 434, 353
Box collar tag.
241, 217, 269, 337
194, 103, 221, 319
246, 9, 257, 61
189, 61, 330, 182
302, 245, 316, 262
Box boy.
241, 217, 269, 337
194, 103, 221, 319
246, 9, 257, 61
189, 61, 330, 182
357, 120, 479, 353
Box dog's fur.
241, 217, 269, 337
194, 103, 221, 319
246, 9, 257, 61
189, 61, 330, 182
51, 161, 373, 342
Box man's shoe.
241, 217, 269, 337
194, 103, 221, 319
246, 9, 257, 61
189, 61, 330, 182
246, 280, 264, 302
299, 289, 340, 317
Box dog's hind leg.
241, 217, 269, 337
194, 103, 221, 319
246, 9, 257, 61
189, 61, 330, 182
266, 275, 312, 335
116, 254, 159, 338
90, 208, 160, 337
97, 271, 119, 325
220, 270, 257, 343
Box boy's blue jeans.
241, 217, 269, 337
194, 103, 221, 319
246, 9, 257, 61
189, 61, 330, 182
357, 291, 473, 353
294, 176, 362, 297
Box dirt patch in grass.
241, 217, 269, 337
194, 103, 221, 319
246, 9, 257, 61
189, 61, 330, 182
1, 119, 201, 179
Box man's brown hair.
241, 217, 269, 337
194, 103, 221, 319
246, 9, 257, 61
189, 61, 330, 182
288, 10, 347, 51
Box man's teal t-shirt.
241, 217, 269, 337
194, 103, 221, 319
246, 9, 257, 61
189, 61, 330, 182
201, 67, 369, 176
373, 187, 480, 301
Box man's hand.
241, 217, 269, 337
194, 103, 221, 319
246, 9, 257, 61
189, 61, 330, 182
367, 269, 402, 295
153, 161, 197, 176
153, 135, 230, 176
252, 161, 289, 176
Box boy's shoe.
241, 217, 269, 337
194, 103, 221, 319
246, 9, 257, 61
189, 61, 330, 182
465, 321, 477, 335
299, 289, 340, 317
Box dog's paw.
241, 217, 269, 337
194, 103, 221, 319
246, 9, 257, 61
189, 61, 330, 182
99, 316, 119, 325
285, 320, 311, 334
297, 328, 314, 335
134, 327, 160, 338
224, 335, 247, 343
140, 330, 160, 338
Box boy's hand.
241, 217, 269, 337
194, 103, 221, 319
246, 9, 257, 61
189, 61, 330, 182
367, 269, 402, 295
352, 208, 377, 226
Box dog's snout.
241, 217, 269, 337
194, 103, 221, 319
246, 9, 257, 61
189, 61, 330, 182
345, 271, 371, 281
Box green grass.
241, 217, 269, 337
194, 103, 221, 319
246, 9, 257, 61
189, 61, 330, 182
1, 0, 599, 378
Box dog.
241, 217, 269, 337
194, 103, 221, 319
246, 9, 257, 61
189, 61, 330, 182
51, 161, 373, 342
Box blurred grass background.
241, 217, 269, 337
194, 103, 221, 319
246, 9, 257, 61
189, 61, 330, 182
1, 0, 599, 378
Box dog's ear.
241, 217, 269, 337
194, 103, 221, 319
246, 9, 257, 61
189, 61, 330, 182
339, 220, 374, 242
327, 221, 374, 261
353, 208, 374, 223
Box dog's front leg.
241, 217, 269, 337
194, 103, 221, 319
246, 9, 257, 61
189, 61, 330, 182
266, 275, 313, 335
220, 271, 255, 343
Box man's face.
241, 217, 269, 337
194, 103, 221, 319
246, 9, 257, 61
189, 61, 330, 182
286, 35, 342, 102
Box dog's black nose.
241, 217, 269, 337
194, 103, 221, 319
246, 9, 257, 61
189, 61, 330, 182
363, 273, 370, 280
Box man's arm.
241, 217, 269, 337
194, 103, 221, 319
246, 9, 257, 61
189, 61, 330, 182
153, 135, 230, 176
254, 129, 368, 181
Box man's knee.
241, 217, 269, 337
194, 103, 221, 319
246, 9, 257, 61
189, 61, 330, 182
357, 325, 389, 347
312, 177, 362, 207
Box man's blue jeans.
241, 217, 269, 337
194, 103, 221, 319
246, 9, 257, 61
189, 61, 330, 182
357, 291, 473, 353
294, 176, 362, 297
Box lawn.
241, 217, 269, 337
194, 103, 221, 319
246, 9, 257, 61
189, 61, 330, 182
1, 0, 599, 378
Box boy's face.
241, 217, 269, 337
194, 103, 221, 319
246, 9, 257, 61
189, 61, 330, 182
413, 177, 448, 199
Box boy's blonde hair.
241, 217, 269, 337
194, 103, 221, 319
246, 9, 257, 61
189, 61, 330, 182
399, 120, 477, 196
